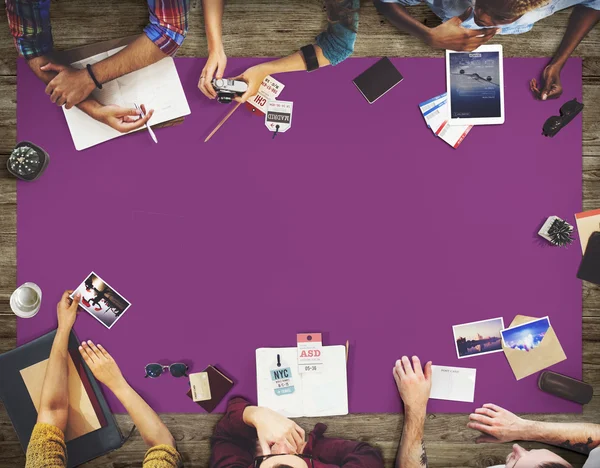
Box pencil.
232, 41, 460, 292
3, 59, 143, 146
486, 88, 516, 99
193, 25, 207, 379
204, 101, 242, 143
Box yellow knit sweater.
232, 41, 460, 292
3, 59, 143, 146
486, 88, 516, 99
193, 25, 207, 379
25, 422, 183, 467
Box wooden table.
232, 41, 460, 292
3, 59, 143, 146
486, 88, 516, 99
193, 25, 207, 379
0, 1, 599, 466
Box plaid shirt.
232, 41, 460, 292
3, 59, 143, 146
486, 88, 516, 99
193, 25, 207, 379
5, 0, 189, 59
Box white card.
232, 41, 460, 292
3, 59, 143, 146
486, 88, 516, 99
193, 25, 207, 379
430, 365, 476, 403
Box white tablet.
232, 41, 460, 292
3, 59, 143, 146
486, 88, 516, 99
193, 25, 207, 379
446, 45, 504, 126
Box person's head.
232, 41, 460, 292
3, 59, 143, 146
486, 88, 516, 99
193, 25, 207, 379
472, 0, 550, 27
504, 444, 572, 468
255, 441, 312, 468
257, 459, 308, 468
324, 0, 358, 31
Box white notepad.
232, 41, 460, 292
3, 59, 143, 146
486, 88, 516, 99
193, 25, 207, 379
256, 346, 348, 417
63, 47, 191, 150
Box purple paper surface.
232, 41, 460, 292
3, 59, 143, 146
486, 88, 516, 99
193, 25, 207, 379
17, 57, 583, 414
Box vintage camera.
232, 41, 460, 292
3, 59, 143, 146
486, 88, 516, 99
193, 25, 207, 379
212, 78, 248, 104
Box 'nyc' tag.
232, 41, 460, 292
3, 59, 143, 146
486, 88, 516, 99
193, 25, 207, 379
271, 354, 295, 396
297, 333, 323, 373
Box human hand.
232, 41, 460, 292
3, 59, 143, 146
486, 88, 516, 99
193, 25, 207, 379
41, 63, 96, 108
79, 340, 127, 391
198, 47, 228, 99
530, 64, 563, 101
426, 8, 497, 51
393, 356, 432, 414
468, 403, 530, 443
231, 64, 270, 103
243, 406, 305, 455
57, 290, 80, 332
91, 103, 154, 133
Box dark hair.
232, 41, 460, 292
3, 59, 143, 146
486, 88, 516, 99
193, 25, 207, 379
539, 463, 572, 468
323, 0, 358, 31
476, 0, 550, 17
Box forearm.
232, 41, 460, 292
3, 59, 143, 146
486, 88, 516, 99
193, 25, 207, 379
90, 35, 166, 85
202, 0, 225, 52
521, 420, 600, 455
550, 5, 600, 69
258, 47, 330, 76
26, 56, 102, 119
27, 55, 58, 85
374, 1, 431, 43
37, 328, 71, 431
397, 409, 428, 468
111, 381, 175, 448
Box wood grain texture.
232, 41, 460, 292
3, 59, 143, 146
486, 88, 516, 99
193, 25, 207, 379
0, 0, 599, 466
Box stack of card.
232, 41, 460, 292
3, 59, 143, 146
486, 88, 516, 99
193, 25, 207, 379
419, 93, 473, 149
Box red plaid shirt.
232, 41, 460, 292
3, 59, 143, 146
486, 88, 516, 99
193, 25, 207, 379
5, 0, 188, 59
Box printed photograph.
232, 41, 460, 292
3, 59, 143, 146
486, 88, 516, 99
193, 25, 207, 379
501, 317, 551, 352
453, 317, 505, 359
72, 272, 131, 329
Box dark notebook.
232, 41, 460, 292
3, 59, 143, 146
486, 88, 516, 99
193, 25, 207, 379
577, 231, 600, 285
186, 365, 234, 412
353, 57, 404, 104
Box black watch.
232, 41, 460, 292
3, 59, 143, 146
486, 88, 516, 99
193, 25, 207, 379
300, 45, 319, 73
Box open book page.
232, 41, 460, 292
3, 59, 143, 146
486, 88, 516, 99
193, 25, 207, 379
62, 46, 190, 150
256, 346, 349, 417
300, 346, 348, 417
256, 348, 304, 418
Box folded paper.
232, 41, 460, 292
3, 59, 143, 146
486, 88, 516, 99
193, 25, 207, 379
502, 315, 566, 380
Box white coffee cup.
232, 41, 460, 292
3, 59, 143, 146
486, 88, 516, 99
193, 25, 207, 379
10, 282, 42, 318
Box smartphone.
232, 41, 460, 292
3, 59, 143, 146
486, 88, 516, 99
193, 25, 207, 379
577, 231, 600, 285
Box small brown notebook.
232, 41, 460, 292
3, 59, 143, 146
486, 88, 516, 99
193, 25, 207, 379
186, 365, 234, 412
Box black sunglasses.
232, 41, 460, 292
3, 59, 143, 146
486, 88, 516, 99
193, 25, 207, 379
144, 363, 188, 378
542, 98, 583, 137
254, 454, 314, 468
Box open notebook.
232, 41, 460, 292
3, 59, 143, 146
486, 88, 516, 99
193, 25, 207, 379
256, 346, 348, 417
63, 47, 190, 150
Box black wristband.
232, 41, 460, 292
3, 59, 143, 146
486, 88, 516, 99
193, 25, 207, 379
300, 45, 319, 73
86, 64, 102, 90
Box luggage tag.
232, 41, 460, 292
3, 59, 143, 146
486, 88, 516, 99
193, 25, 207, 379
265, 100, 293, 139
245, 76, 285, 116
297, 333, 323, 373
270, 353, 295, 396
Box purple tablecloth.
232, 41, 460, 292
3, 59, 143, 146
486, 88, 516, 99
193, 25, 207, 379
17, 57, 583, 414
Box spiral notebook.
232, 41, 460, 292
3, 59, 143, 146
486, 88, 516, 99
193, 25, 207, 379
256, 346, 348, 417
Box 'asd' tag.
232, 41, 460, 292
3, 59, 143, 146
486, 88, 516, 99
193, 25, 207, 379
265, 101, 293, 138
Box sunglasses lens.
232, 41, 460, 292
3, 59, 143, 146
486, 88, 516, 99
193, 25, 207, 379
145, 363, 164, 378
170, 363, 188, 377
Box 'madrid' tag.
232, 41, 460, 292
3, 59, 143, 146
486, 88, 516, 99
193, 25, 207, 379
297, 333, 323, 373
265, 100, 293, 138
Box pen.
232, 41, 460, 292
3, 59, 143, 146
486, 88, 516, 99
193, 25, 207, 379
135, 103, 157, 144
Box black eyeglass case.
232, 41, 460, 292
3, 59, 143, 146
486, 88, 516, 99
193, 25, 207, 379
538, 371, 593, 405
0, 330, 124, 467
